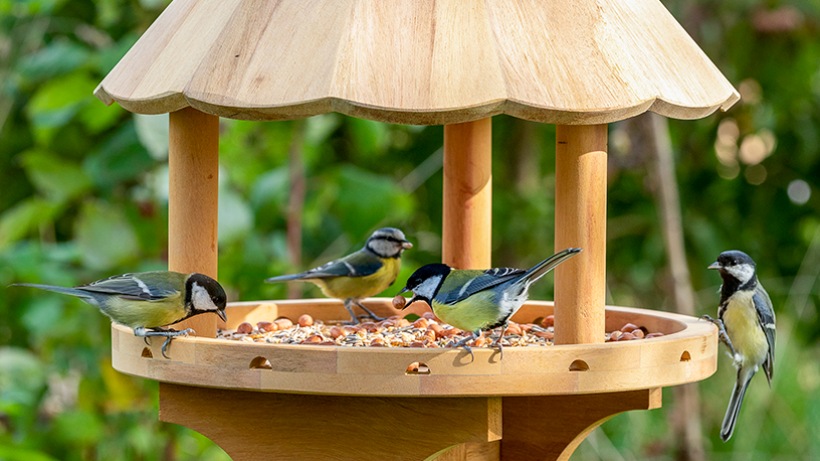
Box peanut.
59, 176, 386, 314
298, 314, 314, 327
542, 315, 555, 327
621, 323, 639, 332
619, 332, 635, 341
330, 326, 345, 339
236, 322, 253, 334
257, 321, 276, 332
392, 295, 407, 310
275, 318, 293, 330
534, 330, 554, 340
632, 329, 645, 339
428, 324, 444, 338
505, 323, 522, 336
413, 318, 429, 330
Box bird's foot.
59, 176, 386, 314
134, 327, 196, 359
451, 334, 476, 363
700, 315, 737, 358
491, 338, 504, 360
354, 301, 387, 322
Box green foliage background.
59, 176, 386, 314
2, 0, 820, 460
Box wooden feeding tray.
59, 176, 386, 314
92, 0, 739, 459
115, 299, 716, 397
111, 299, 717, 460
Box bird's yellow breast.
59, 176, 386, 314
104, 292, 188, 329
432, 291, 500, 333
313, 257, 400, 300
723, 291, 769, 368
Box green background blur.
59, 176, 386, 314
2, 0, 820, 460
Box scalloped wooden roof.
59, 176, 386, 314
95, 0, 739, 125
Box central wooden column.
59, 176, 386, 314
168, 107, 220, 337
443, 118, 492, 270
554, 124, 607, 345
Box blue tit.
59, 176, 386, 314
703, 250, 775, 442
265, 227, 412, 323
398, 248, 581, 360
11, 271, 227, 357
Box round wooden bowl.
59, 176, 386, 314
111, 298, 718, 397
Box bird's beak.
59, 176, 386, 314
707, 262, 722, 271
403, 295, 421, 310
216, 309, 228, 323
395, 286, 409, 297
401, 240, 413, 249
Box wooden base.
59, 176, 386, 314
159, 383, 659, 461
160, 383, 501, 461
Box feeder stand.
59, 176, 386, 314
96, 1, 739, 459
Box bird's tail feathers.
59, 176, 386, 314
10, 283, 91, 299
264, 273, 308, 283
721, 371, 753, 442
523, 248, 582, 284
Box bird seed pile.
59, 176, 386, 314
217, 312, 664, 348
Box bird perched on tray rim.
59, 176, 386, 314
705, 250, 775, 442
11, 271, 227, 357
265, 227, 412, 323
397, 248, 581, 359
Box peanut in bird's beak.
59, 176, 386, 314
707, 262, 722, 271
401, 240, 413, 250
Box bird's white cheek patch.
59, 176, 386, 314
726, 264, 755, 284
414, 275, 442, 299
192, 283, 218, 311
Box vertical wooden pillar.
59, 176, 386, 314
168, 107, 220, 338
443, 118, 492, 269
554, 125, 607, 345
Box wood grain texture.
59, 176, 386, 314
554, 125, 607, 345
168, 108, 219, 338
95, 0, 738, 124
159, 383, 501, 461
113, 299, 718, 397
500, 388, 662, 461
443, 119, 492, 269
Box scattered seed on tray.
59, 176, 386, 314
217, 313, 664, 348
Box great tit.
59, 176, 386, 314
265, 227, 413, 323
11, 271, 227, 357
398, 248, 581, 360
703, 250, 775, 442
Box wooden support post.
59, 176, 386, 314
501, 389, 662, 461
554, 125, 607, 345
168, 107, 220, 337
443, 118, 492, 269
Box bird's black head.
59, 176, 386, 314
185, 273, 228, 322
365, 227, 413, 259
397, 263, 451, 309
709, 250, 757, 289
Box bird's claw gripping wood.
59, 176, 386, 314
134, 327, 196, 359
451, 334, 476, 363
701, 314, 737, 358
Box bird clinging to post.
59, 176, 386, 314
703, 250, 775, 442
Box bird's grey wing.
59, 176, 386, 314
436, 268, 525, 305
302, 250, 383, 279
753, 286, 776, 382
77, 273, 177, 301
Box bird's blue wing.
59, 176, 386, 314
436, 268, 525, 305
299, 250, 384, 279
77, 273, 178, 301
753, 286, 776, 383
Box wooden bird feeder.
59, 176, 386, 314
96, 0, 739, 459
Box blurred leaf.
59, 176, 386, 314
0, 198, 61, 250
0, 347, 46, 407
26, 71, 96, 133
83, 121, 155, 190
96, 33, 140, 74
304, 114, 341, 147
99, 359, 141, 411
19, 150, 92, 202
0, 447, 59, 461
17, 40, 90, 82
249, 167, 288, 210
347, 118, 390, 158
74, 201, 139, 270
134, 113, 169, 160
218, 188, 253, 244
52, 410, 104, 446
78, 100, 125, 133
332, 165, 412, 236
